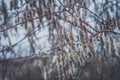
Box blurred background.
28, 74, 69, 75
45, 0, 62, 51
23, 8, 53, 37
0, 0, 120, 80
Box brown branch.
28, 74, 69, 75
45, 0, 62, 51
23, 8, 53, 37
74, 5, 116, 31
79, 18, 98, 32
0, 54, 36, 62
98, 30, 120, 35
0, 10, 64, 32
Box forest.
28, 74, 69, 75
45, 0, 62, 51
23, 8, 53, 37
0, 0, 120, 80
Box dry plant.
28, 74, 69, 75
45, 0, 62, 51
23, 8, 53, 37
0, 0, 120, 80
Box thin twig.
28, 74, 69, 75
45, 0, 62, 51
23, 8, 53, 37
0, 10, 64, 32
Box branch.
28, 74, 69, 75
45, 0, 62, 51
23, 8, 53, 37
0, 10, 64, 32
98, 30, 120, 35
